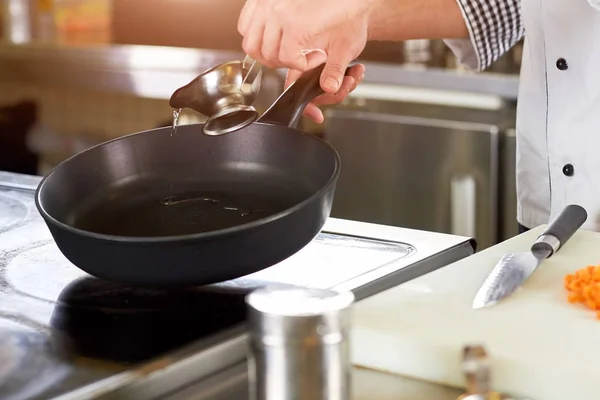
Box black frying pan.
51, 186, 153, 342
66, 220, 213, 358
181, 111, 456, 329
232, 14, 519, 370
35, 66, 344, 287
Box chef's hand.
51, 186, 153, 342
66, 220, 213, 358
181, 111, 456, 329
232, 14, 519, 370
283, 66, 365, 123
237, 0, 370, 123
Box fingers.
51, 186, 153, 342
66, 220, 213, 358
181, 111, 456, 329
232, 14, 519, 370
312, 76, 355, 106
290, 64, 366, 124
313, 64, 365, 104
302, 49, 328, 71
286, 62, 363, 93
320, 38, 358, 93
278, 30, 313, 71
237, 0, 255, 36
299, 76, 353, 124
246, 23, 324, 71
283, 50, 327, 88
241, 13, 266, 65
240, 1, 331, 71
261, 19, 282, 67
303, 103, 325, 124
347, 63, 366, 85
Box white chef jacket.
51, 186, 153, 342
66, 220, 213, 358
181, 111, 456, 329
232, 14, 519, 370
445, 0, 600, 231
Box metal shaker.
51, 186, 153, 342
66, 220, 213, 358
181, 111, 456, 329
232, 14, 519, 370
457, 345, 514, 400
246, 285, 355, 400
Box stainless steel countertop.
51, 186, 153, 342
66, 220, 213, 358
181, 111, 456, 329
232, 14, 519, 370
0, 41, 519, 100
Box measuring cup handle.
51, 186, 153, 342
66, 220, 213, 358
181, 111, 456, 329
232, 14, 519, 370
257, 65, 353, 129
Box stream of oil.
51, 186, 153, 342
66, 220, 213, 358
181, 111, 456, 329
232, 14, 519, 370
171, 108, 182, 136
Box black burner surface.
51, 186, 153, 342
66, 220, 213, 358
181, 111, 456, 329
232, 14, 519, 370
50, 277, 248, 364
0, 272, 250, 399
2, 240, 249, 364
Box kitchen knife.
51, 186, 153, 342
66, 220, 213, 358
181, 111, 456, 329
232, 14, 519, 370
472, 204, 588, 309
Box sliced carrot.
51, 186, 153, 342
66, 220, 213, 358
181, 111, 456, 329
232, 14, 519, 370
564, 265, 600, 318
568, 293, 580, 303
585, 300, 597, 310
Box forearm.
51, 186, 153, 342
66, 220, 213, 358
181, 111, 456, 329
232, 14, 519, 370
367, 0, 469, 41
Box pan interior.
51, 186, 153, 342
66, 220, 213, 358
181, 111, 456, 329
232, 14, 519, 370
38, 124, 339, 239
69, 174, 311, 237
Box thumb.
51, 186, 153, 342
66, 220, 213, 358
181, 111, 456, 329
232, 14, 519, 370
320, 48, 354, 94
301, 49, 328, 70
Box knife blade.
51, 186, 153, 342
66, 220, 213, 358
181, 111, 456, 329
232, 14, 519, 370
472, 204, 588, 309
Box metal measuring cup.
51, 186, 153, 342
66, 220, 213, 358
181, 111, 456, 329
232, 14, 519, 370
169, 55, 263, 136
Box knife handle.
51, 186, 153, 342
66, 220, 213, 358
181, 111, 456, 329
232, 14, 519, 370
532, 204, 588, 257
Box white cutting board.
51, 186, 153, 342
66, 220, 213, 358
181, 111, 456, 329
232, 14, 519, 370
351, 226, 600, 400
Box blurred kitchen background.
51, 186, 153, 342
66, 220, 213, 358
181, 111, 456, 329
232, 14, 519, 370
0, 0, 522, 250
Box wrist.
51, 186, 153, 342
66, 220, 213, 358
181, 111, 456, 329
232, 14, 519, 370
365, 0, 469, 42
365, 0, 387, 41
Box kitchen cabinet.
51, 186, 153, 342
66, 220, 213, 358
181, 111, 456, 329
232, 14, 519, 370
323, 102, 512, 250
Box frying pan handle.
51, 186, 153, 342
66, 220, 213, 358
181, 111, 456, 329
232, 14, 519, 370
257, 64, 353, 128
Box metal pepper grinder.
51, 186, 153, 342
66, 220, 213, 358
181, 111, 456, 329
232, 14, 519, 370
246, 285, 355, 400
457, 345, 515, 400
